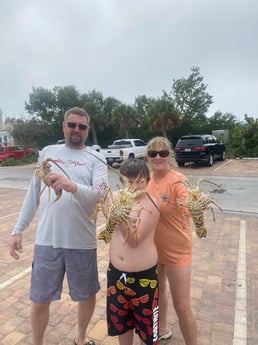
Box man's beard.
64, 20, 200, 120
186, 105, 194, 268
69, 136, 83, 146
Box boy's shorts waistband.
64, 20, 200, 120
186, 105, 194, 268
108, 261, 157, 278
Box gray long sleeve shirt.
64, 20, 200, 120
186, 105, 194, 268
12, 144, 109, 249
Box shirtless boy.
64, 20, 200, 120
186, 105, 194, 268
105, 159, 160, 345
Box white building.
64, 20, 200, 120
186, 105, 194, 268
0, 110, 12, 146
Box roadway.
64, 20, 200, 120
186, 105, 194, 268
0, 160, 257, 215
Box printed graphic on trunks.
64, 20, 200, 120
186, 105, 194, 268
107, 269, 159, 345
131, 294, 149, 306
107, 285, 116, 296
116, 280, 136, 296
139, 279, 158, 288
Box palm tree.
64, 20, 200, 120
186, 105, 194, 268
147, 95, 180, 137
111, 103, 139, 138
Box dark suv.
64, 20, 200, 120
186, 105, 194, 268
175, 134, 226, 167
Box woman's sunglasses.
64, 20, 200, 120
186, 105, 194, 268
147, 150, 170, 158
66, 122, 88, 131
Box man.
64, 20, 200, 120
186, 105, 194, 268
10, 107, 108, 345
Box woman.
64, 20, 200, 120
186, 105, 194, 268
146, 136, 197, 345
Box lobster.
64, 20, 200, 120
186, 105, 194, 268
34, 158, 70, 203
90, 173, 155, 243
175, 178, 223, 238
85, 150, 159, 244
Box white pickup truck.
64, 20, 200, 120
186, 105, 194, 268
101, 139, 147, 166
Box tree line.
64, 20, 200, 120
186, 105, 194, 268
4, 66, 258, 157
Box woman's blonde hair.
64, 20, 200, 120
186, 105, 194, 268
146, 136, 175, 167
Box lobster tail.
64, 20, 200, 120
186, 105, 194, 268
195, 226, 207, 238
192, 211, 207, 238
97, 219, 119, 243
97, 230, 112, 243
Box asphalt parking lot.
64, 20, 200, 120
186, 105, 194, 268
173, 158, 258, 177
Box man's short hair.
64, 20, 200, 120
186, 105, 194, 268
64, 107, 90, 123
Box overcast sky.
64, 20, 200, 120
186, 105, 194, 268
1, 0, 257, 122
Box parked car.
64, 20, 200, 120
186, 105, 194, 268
101, 139, 147, 166
174, 134, 226, 167
56, 139, 65, 144
0, 145, 36, 163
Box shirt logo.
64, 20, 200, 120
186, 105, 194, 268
53, 158, 86, 168
161, 194, 169, 202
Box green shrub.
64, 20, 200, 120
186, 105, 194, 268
1, 155, 37, 167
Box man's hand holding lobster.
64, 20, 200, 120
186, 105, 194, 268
46, 172, 77, 195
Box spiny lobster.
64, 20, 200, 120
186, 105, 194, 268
175, 178, 223, 238
90, 173, 156, 244
85, 150, 159, 244
34, 158, 70, 203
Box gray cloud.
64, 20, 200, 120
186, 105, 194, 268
1, 0, 257, 121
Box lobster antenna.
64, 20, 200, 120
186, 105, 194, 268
84, 149, 160, 212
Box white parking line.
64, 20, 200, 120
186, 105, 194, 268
0, 212, 19, 220
214, 159, 233, 171
233, 220, 247, 345
0, 266, 32, 291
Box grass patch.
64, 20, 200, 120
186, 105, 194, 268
0, 155, 38, 167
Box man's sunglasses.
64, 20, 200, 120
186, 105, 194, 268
66, 122, 88, 131
147, 150, 170, 158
